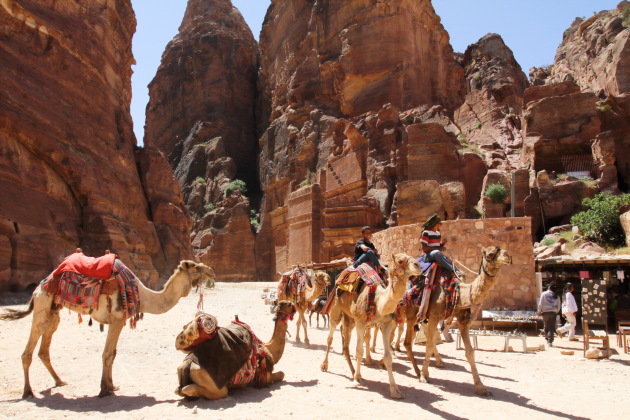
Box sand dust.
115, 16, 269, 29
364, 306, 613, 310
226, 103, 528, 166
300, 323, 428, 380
1, 282, 628, 419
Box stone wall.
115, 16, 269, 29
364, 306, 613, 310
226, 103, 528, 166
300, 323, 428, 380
372, 217, 536, 309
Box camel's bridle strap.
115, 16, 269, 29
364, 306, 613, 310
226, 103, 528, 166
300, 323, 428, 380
479, 247, 501, 278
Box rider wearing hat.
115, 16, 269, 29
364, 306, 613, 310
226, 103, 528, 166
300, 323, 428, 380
420, 214, 464, 280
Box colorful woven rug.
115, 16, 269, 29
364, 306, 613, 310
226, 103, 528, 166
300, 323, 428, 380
332, 263, 386, 322
42, 256, 141, 328
277, 268, 311, 305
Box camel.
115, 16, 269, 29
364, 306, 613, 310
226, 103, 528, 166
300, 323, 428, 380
320, 253, 422, 399
307, 297, 329, 328
402, 246, 512, 396
278, 269, 331, 346
174, 301, 297, 400
1, 260, 215, 399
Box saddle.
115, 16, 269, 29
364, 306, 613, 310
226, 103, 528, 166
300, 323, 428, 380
322, 263, 387, 321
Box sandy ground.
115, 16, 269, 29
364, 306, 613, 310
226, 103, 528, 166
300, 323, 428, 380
1, 282, 629, 420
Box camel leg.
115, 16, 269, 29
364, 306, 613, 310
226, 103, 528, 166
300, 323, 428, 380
370, 326, 378, 352
181, 364, 228, 400
420, 318, 440, 383
302, 309, 310, 347
394, 322, 404, 352
363, 327, 374, 365
99, 318, 124, 398
320, 304, 342, 372
341, 314, 356, 377
268, 371, 285, 383
381, 320, 403, 399
460, 326, 491, 396
37, 308, 66, 388
404, 318, 421, 378
21, 301, 51, 399
352, 322, 366, 385
295, 307, 303, 344
308, 310, 313, 327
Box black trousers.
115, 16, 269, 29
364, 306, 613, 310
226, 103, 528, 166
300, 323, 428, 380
542, 312, 557, 343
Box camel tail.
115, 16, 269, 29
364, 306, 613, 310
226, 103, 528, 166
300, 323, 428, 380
0, 297, 34, 321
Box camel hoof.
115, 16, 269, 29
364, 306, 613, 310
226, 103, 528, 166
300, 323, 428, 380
435, 362, 445, 369
305, 340, 310, 348
174, 387, 184, 397
320, 363, 328, 372
420, 375, 430, 384
55, 381, 68, 387
476, 388, 492, 397
295, 338, 302, 344
22, 389, 34, 399
98, 390, 111, 398
390, 390, 404, 399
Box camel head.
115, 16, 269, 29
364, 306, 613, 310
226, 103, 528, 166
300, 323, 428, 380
482, 246, 512, 267
390, 253, 422, 281
312, 270, 331, 288
273, 300, 297, 323
177, 260, 216, 296
175, 311, 218, 354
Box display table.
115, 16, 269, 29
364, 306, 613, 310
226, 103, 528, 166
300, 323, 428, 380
481, 310, 542, 332
451, 329, 529, 353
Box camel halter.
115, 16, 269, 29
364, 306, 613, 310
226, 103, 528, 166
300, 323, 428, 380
479, 248, 501, 278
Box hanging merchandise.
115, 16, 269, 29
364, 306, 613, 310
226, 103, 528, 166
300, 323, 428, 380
579, 270, 590, 279
618, 270, 625, 281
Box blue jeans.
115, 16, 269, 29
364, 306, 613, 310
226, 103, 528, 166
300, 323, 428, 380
354, 250, 381, 268
422, 250, 456, 273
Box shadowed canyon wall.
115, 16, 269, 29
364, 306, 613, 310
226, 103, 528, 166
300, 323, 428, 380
0, 0, 193, 290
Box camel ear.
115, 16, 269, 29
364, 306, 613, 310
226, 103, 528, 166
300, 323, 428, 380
391, 253, 397, 266
181, 261, 194, 270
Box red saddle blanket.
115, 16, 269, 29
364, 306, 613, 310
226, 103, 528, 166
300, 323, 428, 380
53, 251, 117, 279
325, 263, 386, 322
277, 268, 312, 304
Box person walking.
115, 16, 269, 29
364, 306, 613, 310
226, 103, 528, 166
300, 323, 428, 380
538, 283, 561, 347
557, 283, 579, 341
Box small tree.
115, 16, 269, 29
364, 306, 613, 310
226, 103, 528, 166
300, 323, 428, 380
485, 183, 508, 204
224, 179, 247, 197
570, 193, 630, 247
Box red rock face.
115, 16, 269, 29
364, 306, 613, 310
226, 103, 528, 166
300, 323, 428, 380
0, 1, 192, 290
258, 0, 465, 124
454, 34, 529, 171
143, 0, 260, 281
549, 3, 630, 95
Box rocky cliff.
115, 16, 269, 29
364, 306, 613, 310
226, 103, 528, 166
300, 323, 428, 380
143, 0, 260, 281
0, 0, 193, 290
141, 0, 630, 281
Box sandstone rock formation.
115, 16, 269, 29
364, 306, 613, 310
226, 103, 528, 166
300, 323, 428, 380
258, 0, 466, 124
549, 2, 630, 95
0, 0, 192, 290
621, 210, 630, 246
143, 0, 260, 281
454, 34, 529, 170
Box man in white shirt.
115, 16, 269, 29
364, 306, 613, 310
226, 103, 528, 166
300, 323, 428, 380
557, 283, 579, 341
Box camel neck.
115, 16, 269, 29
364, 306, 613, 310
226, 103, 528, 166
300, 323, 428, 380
377, 273, 406, 315
266, 318, 289, 363
470, 263, 499, 306
137, 269, 190, 314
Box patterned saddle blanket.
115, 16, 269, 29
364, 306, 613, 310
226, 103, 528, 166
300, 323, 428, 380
326, 263, 386, 322
42, 254, 141, 328
277, 268, 312, 304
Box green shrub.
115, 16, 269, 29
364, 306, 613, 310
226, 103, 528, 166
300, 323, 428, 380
485, 183, 508, 204
203, 203, 216, 213
224, 179, 247, 197
405, 116, 414, 124
299, 170, 315, 188
570, 192, 630, 247
541, 238, 557, 246
623, 8, 630, 27
249, 210, 260, 232
476, 120, 482, 129
192, 177, 205, 186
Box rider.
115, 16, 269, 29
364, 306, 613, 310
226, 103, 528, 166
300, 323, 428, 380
419, 214, 465, 280
353, 226, 387, 277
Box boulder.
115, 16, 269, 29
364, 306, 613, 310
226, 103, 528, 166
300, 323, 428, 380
621, 211, 630, 247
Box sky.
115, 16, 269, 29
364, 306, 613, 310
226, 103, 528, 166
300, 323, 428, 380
130, 0, 621, 144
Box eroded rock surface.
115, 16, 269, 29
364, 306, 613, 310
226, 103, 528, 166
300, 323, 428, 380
0, 0, 192, 290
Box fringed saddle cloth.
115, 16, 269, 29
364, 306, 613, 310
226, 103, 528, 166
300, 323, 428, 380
277, 267, 312, 304
42, 251, 141, 328
323, 263, 387, 322
410, 262, 463, 325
